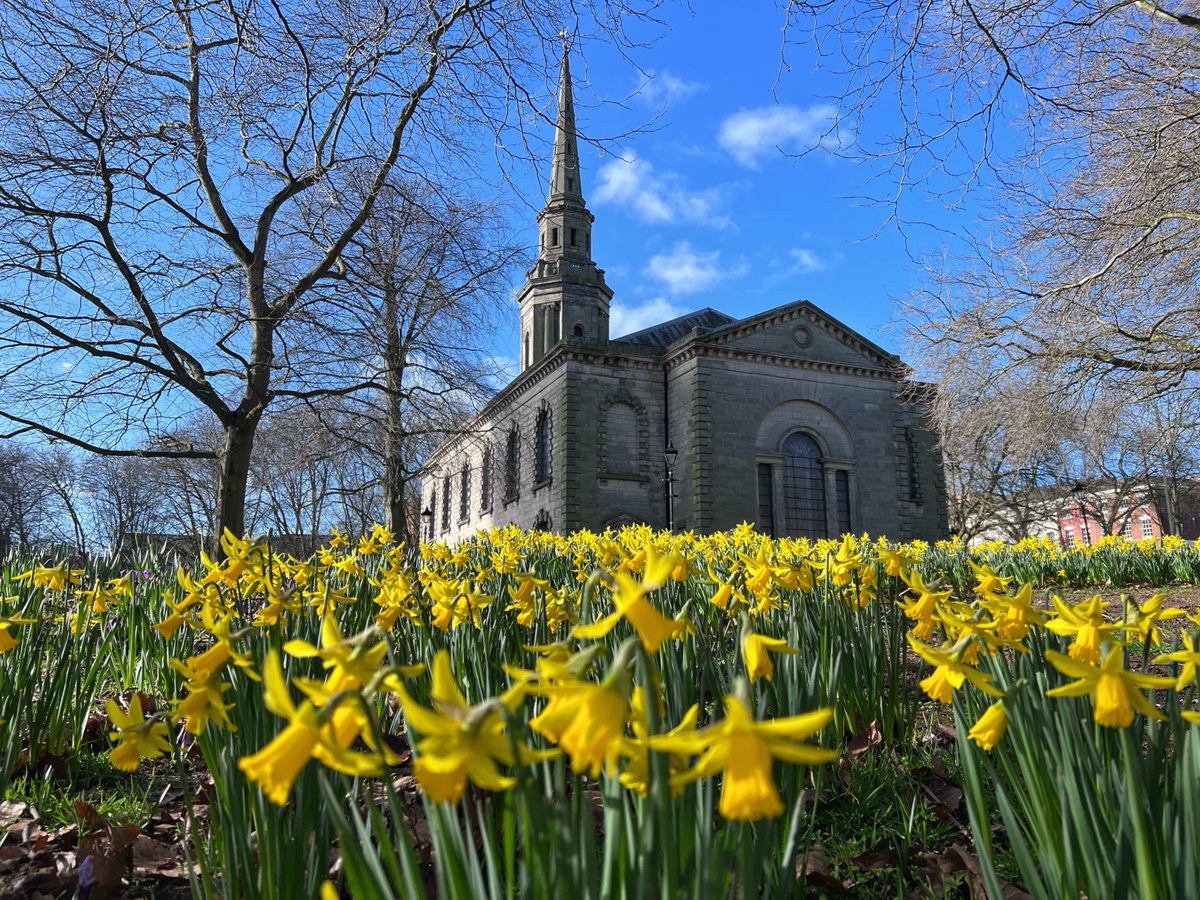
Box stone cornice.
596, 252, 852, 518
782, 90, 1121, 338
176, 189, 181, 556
704, 301, 900, 370
422, 353, 568, 471
663, 341, 902, 382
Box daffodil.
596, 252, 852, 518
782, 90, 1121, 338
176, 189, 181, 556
741, 626, 800, 682
875, 546, 914, 578
239, 704, 325, 804
238, 651, 384, 804
967, 700, 1008, 750
13, 561, 84, 591
0, 613, 35, 653
968, 560, 1013, 599
106, 694, 172, 772
283, 615, 402, 691
979, 582, 1047, 641
653, 694, 836, 821
1045, 647, 1175, 728
574, 549, 688, 652
1045, 595, 1123, 664
1123, 594, 1185, 646
908, 635, 1003, 704
529, 677, 630, 776
617, 687, 699, 796
396, 651, 551, 803
1154, 631, 1200, 691
897, 570, 951, 641
171, 676, 236, 736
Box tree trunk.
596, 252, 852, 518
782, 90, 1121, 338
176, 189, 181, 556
381, 284, 410, 543
214, 421, 257, 554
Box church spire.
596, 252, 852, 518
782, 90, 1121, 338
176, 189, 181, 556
515, 36, 612, 373
548, 40, 583, 202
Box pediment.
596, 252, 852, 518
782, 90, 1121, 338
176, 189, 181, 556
704, 301, 899, 372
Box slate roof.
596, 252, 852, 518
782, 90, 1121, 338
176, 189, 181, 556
616, 307, 738, 350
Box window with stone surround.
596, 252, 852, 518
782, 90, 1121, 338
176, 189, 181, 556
504, 427, 520, 502
480, 446, 493, 511
535, 405, 552, 485
597, 392, 648, 480
440, 475, 450, 533
459, 462, 470, 522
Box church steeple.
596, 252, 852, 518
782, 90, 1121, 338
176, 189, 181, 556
517, 39, 612, 372
548, 44, 583, 203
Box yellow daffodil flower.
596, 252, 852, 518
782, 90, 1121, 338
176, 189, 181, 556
967, 700, 1008, 750
652, 694, 836, 821
1123, 594, 1185, 646
106, 694, 171, 772
1045, 595, 1123, 664
908, 635, 1003, 704
238, 651, 384, 804
396, 650, 552, 804
574, 550, 688, 652
13, 561, 84, 591
1154, 631, 1200, 691
897, 570, 951, 641
741, 627, 800, 682
1045, 647, 1175, 728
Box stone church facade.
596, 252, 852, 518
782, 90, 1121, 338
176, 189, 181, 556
420, 49, 948, 543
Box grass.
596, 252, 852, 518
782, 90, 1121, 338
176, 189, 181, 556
4, 749, 178, 832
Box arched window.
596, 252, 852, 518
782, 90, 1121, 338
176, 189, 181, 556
504, 428, 520, 501
535, 407, 551, 484
573, 323, 583, 337
480, 446, 492, 511
459, 462, 470, 521
781, 432, 826, 540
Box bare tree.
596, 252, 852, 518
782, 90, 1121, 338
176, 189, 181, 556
0, 442, 52, 554
285, 175, 517, 541
79, 456, 164, 550
0, 0, 658, 549
31, 447, 89, 552
146, 417, 224, 540
786, 1, 1200, 456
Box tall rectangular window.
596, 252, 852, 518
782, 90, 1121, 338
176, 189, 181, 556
1140, 515, 1153, 538
757, 464, 775, 537
480, 448, 492, 511
535, 409, 551, 483
505, 429, 520, 501
459, 464, 470, 521
835, 470, 851, 536
441, 475, 450, 532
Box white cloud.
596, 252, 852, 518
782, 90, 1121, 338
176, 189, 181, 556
718, 104, 849, 168
636, 69, 705, 106
610, 297, 686, 338
645, 241, 746, 296
789, 248, 828, 274
593, 153, 729, 228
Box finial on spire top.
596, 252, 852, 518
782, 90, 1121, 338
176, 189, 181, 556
558, 27, 570, 52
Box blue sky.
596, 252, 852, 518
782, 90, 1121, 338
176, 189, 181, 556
487, 4, 974, 367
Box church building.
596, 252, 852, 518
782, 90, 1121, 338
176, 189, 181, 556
420, 48, 948, 542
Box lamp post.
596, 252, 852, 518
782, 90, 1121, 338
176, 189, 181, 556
663, 442, 679, 532
420, 506, 433, 542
